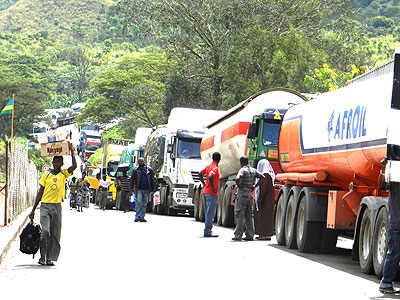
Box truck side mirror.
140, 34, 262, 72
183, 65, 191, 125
247, 123, 257, 139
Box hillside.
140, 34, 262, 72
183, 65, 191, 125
0, 0, 119, 41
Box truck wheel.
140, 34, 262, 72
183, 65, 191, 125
285, 190, 298, 249
199, 192, 205, 222
216, 187, 224, 226
373, 207, 389, 278
146, 197, 153, 212
194, 188, 200, 221
296, 194, 320, 253
358, 208, 374, 274
166, 193, 177, 216
275, 187, 288, 246
158, 186, 167, 215
221, 183, 235, 227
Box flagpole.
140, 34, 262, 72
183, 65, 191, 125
10, 93, 14, 141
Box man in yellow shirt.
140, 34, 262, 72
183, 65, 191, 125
29, 142, 77, 266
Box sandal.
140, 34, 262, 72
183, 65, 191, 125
46, 261, 55, 266
38, 258, 46, 265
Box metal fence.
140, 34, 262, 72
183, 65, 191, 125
3, 140, 38, 226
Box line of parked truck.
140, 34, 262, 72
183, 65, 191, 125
84, 51, 400, 280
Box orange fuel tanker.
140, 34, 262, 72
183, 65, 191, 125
275, 52, 400, 278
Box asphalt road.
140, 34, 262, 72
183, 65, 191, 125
0, 202, 392, 300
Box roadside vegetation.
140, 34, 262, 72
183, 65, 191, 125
0, 0, 397, 141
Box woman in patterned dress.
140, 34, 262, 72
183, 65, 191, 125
75, 171, 90, 212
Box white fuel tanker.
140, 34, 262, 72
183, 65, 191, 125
273, 50, 400, 278
194, 89, 306, 226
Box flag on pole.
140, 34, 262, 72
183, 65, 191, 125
0, 98, 13, 115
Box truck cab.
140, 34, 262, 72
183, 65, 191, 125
79, 130, 101, 161
146, 128, 205, 215
33, 122, 50, 143
247, 109, 286, 175
164, 129, 204, 211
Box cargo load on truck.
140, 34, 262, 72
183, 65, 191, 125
196, 89, 306, 226
145, 108, 224, 216
273, 51, 400, 279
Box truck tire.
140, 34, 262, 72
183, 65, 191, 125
358, 208, 374, 274
194, 188, 200, 221
157, 185, 167, 215
285, 188, 300, 249
216, 187, 224, 226
166, 193, 177, 216
199, 192, 205, 222
296, 193, 320, 253
373, 207, 389, 278
275, 186, 289, 246
221, 183, 235, 227
146, 196, 153, 212
152, 202, 158, 214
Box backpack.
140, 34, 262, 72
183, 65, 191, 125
19, 220, 41, 258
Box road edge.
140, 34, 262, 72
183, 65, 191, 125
0, 208, 31, 264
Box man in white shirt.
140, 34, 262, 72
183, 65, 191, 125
99, 174, 113, 210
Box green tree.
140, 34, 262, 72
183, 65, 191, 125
222, 27, 322, 106
118, 0, 367, 108
79, 48, 170, 131
118, 0, 258, 109
0, 48, 51, 140
163, 74, 211, 117
303, 64, 364, 93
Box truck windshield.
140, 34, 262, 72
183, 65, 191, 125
107, 161, 119, 177
177, 140, 201, 159
86, 145, 100, 151
33, 127, 47, 133
87, 168, 100, 178
82, 125, 99, 131
262, 121, 281, 146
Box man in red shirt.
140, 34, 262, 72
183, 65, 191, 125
199, 152, 221, 237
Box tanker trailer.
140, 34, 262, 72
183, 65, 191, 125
274, 53, 400, 278
195, 89, 306, 226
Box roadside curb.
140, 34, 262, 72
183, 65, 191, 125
0, 208, 31, 264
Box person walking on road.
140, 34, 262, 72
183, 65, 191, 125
130, 157, 157, 222
199, 152, 221, 237
98, 174, 113, 210
29, 142, 77, 266
76, 171, 90, 212
69, 177, 78, 209
378, 157, 400, 294
232, 156, 264, 242
116, 170, 131, 212
254, 159, 275, 241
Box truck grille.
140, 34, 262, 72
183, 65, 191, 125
191, 171, 201, 182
